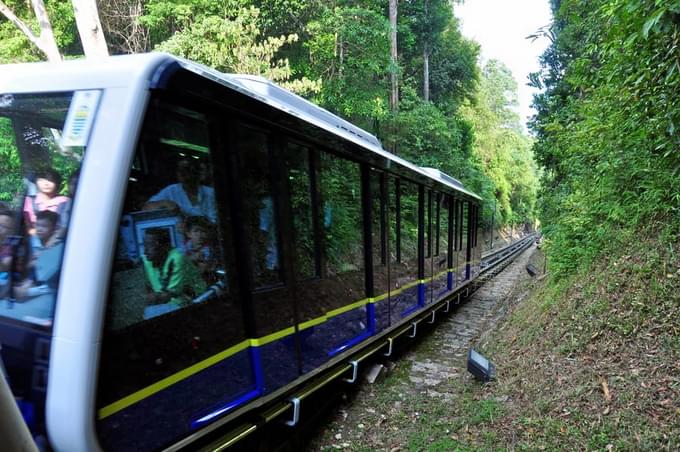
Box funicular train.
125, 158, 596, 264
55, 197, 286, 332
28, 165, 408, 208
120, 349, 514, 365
0, 54, 481, 451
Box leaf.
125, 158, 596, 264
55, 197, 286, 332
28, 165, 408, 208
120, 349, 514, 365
642, 9, 666, 39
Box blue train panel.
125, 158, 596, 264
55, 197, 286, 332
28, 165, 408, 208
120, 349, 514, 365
299, 305, 369, 373
389, 284, 420, 320
426, 271, 450, 303
97, 348, 254, 452
257, 338, 300, 394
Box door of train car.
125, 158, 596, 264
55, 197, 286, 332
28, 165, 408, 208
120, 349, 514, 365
96, 89, 263, 451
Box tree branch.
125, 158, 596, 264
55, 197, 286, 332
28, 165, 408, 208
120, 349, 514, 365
0, 1, 41, 48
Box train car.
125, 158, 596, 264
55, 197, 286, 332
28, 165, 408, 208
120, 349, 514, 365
0, 53, 482, 451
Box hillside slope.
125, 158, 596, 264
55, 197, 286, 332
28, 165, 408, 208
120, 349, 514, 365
476, 231, 679, 450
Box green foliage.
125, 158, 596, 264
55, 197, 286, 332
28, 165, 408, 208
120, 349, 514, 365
462, 60, 540, 228
0, 0, 81, 63
304, 6, 391, 120
429, 21, 480, 110
532, 0, 680, 275
0, 117, 22, 204
156, 6, 321, 95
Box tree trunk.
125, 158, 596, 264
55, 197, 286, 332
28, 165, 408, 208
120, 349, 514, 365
71, 0, 109, 58
0, 0, 61, 61
422, 0, 430, 102
423, 43, 430, 102
389, 0, 399, 113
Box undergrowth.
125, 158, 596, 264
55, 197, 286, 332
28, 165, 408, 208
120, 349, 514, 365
474, 226, 679, 450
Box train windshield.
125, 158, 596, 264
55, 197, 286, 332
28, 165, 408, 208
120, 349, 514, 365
0, 91, 90, 327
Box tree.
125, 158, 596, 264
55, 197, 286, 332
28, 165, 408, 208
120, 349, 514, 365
530, 0, 680, 274
389, 0, 399, 112
158, 6, 320, 95
462, 59, 538, 226
305, 6, 390, 122
71, 0, 108, 57
0, 0, 60, 61
98, 0, 149, 54
0, 0, 108, 60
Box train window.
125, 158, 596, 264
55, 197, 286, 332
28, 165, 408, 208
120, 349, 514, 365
462, 201, 469, 258
425, 190, 432, 258
319, 152, 362, 277
98, 97, 249, 451
447, 196, 454, 262
284, 142, 317, 280
400, 179, 418, 268
371, 170, 388, 297
232, 126, 281, 288
392, 178, 401, 263
0, 92, 84, 325
439, 194, 449, 258
454, 199, 459, 251
458, 199, 465, 252
434, 193, 440, 256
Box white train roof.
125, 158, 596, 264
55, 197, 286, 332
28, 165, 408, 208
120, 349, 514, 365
0, 53, 481, 200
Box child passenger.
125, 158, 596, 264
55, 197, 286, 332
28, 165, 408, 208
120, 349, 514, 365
182, 216, 217, 283
142, 228, 206, 319
23, 168, 69, 235
14, 210, 64, 299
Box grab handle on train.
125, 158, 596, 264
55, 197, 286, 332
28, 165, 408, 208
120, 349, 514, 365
408, 322, 418, 338
383, 338, 394, 357
283, 397, 301, 427
343, 360, 360, 384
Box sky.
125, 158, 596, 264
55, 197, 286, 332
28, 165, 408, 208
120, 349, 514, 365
455, 0, 553, 130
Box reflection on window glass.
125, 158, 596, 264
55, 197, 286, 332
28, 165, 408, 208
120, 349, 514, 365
99, 98, 245, 415
371, 171, 388, 295
234, 127, 281, 288
0, 92, 84, 326
320, 153, 362, 276
462, 202, 469, 255
390, 178, 399, 264
440, 195, 449, 257
425, 190, 432, 258
284, 143, 316, 280
108, 101, 227, 328
400, 180, 418, 267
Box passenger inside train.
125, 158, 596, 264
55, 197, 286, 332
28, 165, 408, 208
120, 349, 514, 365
14, 210, 64, 300
141, 227, 206, 319
0, 92, 84, 324
144, 158, 216, 223
182, 215, 218, 284
22, 168, 70, 236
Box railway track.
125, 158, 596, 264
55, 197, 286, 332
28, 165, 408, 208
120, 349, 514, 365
187, 235, 537, 452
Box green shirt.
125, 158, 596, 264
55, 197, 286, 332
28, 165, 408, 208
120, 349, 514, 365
142, 248, 206, 307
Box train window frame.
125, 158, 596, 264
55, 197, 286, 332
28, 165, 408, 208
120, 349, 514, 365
229, 121, 285, 292
282, 138, 322, 282
317, 148, 365, 278
425, 189, 432, 259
